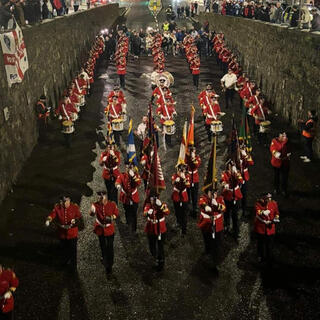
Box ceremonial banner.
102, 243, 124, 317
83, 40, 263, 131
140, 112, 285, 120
0, 22, 28, 87
177, 120, 188, 166
239, 107, 252, 153
127, 119, 138, 165
149, 141, 166, 194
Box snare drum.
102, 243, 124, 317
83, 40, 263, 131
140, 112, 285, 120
112, 118, 124, 131
259, 120, 271, 133
210, 120, 223, 133
62, 121, 74, 134
163, 120, 176, 135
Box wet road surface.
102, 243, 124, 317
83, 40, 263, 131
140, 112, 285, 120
1, 1, 320, 319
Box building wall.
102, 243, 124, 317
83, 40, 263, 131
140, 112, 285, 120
0, 4, 119, 203
199, 13, 320, 153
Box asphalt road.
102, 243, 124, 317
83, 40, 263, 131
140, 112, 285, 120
0, 1, 320, 320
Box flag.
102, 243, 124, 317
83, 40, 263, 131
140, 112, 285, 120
127, 119, 138, 165
229, 117, 240, 167
106, 121, 115, 145
177, 120, 188, 166
186, 105, 195, 150
0, 20, 29, 87
202, 138, 217, 192
239, 107, 252, 153
142, 103, 154, 154
148, 141, 166, 194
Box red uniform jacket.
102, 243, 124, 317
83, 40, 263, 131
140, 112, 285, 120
254, 200, 280, 235
56, 101, 78, 120
239, 84, 253, 101
108, 102, 123, 120
115, 172, 141, 204
198, 195, 226, 233
203, 102, 221, 125
48, 203, 81, 239
240, 153, 254, 182
171, 173, 191, 202
221, 171, 243, 201
143, 201, 170, 235
0, 269, 19, 313
245, 94, 259, 109
269, 138, 290, 168
99, 150, 121, 180
186, 154, 201, 184
156, 102, 176, 124
116, 64, 126, 75
107, 91, 126, 104
90, 201, 119, 236
251, 104, 268, 125
190, 61, 200, 75
152, 86, 172, 104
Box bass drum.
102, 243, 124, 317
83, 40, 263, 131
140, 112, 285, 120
162, 71, 174, 86
155, 72, 174, 88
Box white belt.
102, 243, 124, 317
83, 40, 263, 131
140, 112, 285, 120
201, 212, 222, 219
188, 170, 198, 174
234, 185, 240, 190
104, 165, 118, 171
131, 188, 137, 195
147, 217, 165, 224
173, 187, 186, 193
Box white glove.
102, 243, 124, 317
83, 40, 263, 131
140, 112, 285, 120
156, 199, 162, 206
224, 184, 229, 190
148, 209, 153, 215
175, 177, 180, 183
274, 152, 281, 159
140, 160, 146, 166
263, 210, 270, 216
180, 172, 185, 179
232, 166, 237, 174
102, 156, 107, 162
71, 219, 75, 224
129, 170, 135, 177
205, 205, 212, 212
212, 199, 218, 206
191, 152, 196, 159
116, 184, 121, 190
58, 115, 62, 120
4, 291, 12, 299
110, 150, 115, 156
45, 220, 50, 227
241, 149, 246, 156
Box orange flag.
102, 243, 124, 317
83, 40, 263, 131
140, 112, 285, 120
186, 105, 195, 153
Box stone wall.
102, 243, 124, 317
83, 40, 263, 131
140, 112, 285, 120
199, 13, 320, 153
0, 4, 119, 203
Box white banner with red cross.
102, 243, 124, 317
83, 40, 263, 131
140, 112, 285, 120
0, 22, 29, 88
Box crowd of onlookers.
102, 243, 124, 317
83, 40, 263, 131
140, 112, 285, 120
0, 0, 104, 31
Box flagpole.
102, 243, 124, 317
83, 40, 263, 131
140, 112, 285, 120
212, 133, 217, 189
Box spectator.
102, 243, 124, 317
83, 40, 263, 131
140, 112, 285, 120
204, 0, 211, 13
177, 5, 181, 18
194, 1, 198, 15
185, 4, 190, 17
162, 20, 169, 32
311, 8, 320, 31
169, 19, 176, 32
273, 2, 283, 24
255, 2, 264, 21
53, 0, 63, 16
301, 6, 312, 29
131, 30, 142, 59
73, 0, 80, 12
42, 0, 53, 19
290, 5, 300, 27
180, 5, 184, 17
65, 0, 71, 14
0, 1, 13, 30
13, 0, 26, 27
234, 1, 241, 16
269, 3, 276, 22
212, 1, 219, 13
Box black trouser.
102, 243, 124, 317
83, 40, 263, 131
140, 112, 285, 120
193, 74, 199, 88
303, 136, 314, 160
173, 201, 188, 234
63, 133, 72, 148
74, 5, 79, 12
273, 166, 289, 194
257, 233, 274, 263
205, 123, 212, 141
104, 178, 118, 204
123, 203, 138, 233
240, 182, 247, 215
98, 234, 114, 270
60, 238, 77, 270
165, 134, 172, 146
38, 119, 48, 143
225, 89, 235, 109
114, 130, 122, 146
148, 233, 165, 267
143, 179, 148, 190
187, 182, 199, 217
202, 230, 222, 266
119, 74, 125, 88
0, 311, 13, 320
224, 200, 239, 237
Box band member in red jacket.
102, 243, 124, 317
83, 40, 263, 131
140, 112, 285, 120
36, 95, 51, 143
107, 95, 124, 146
254, 193, 280, 264
89, 191, 119, 273
99, 142, 121, 203
221, 160, 243, 240
45, 196, 82, 272
171, 163, 191, 235
186, 146, 201, 218
143, 193, 170, 271
0, 265, 19, 318
269, 132, 290, 196
115, 161, 141, 233
198, 188, 226, 272
190, 56, 200, 88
